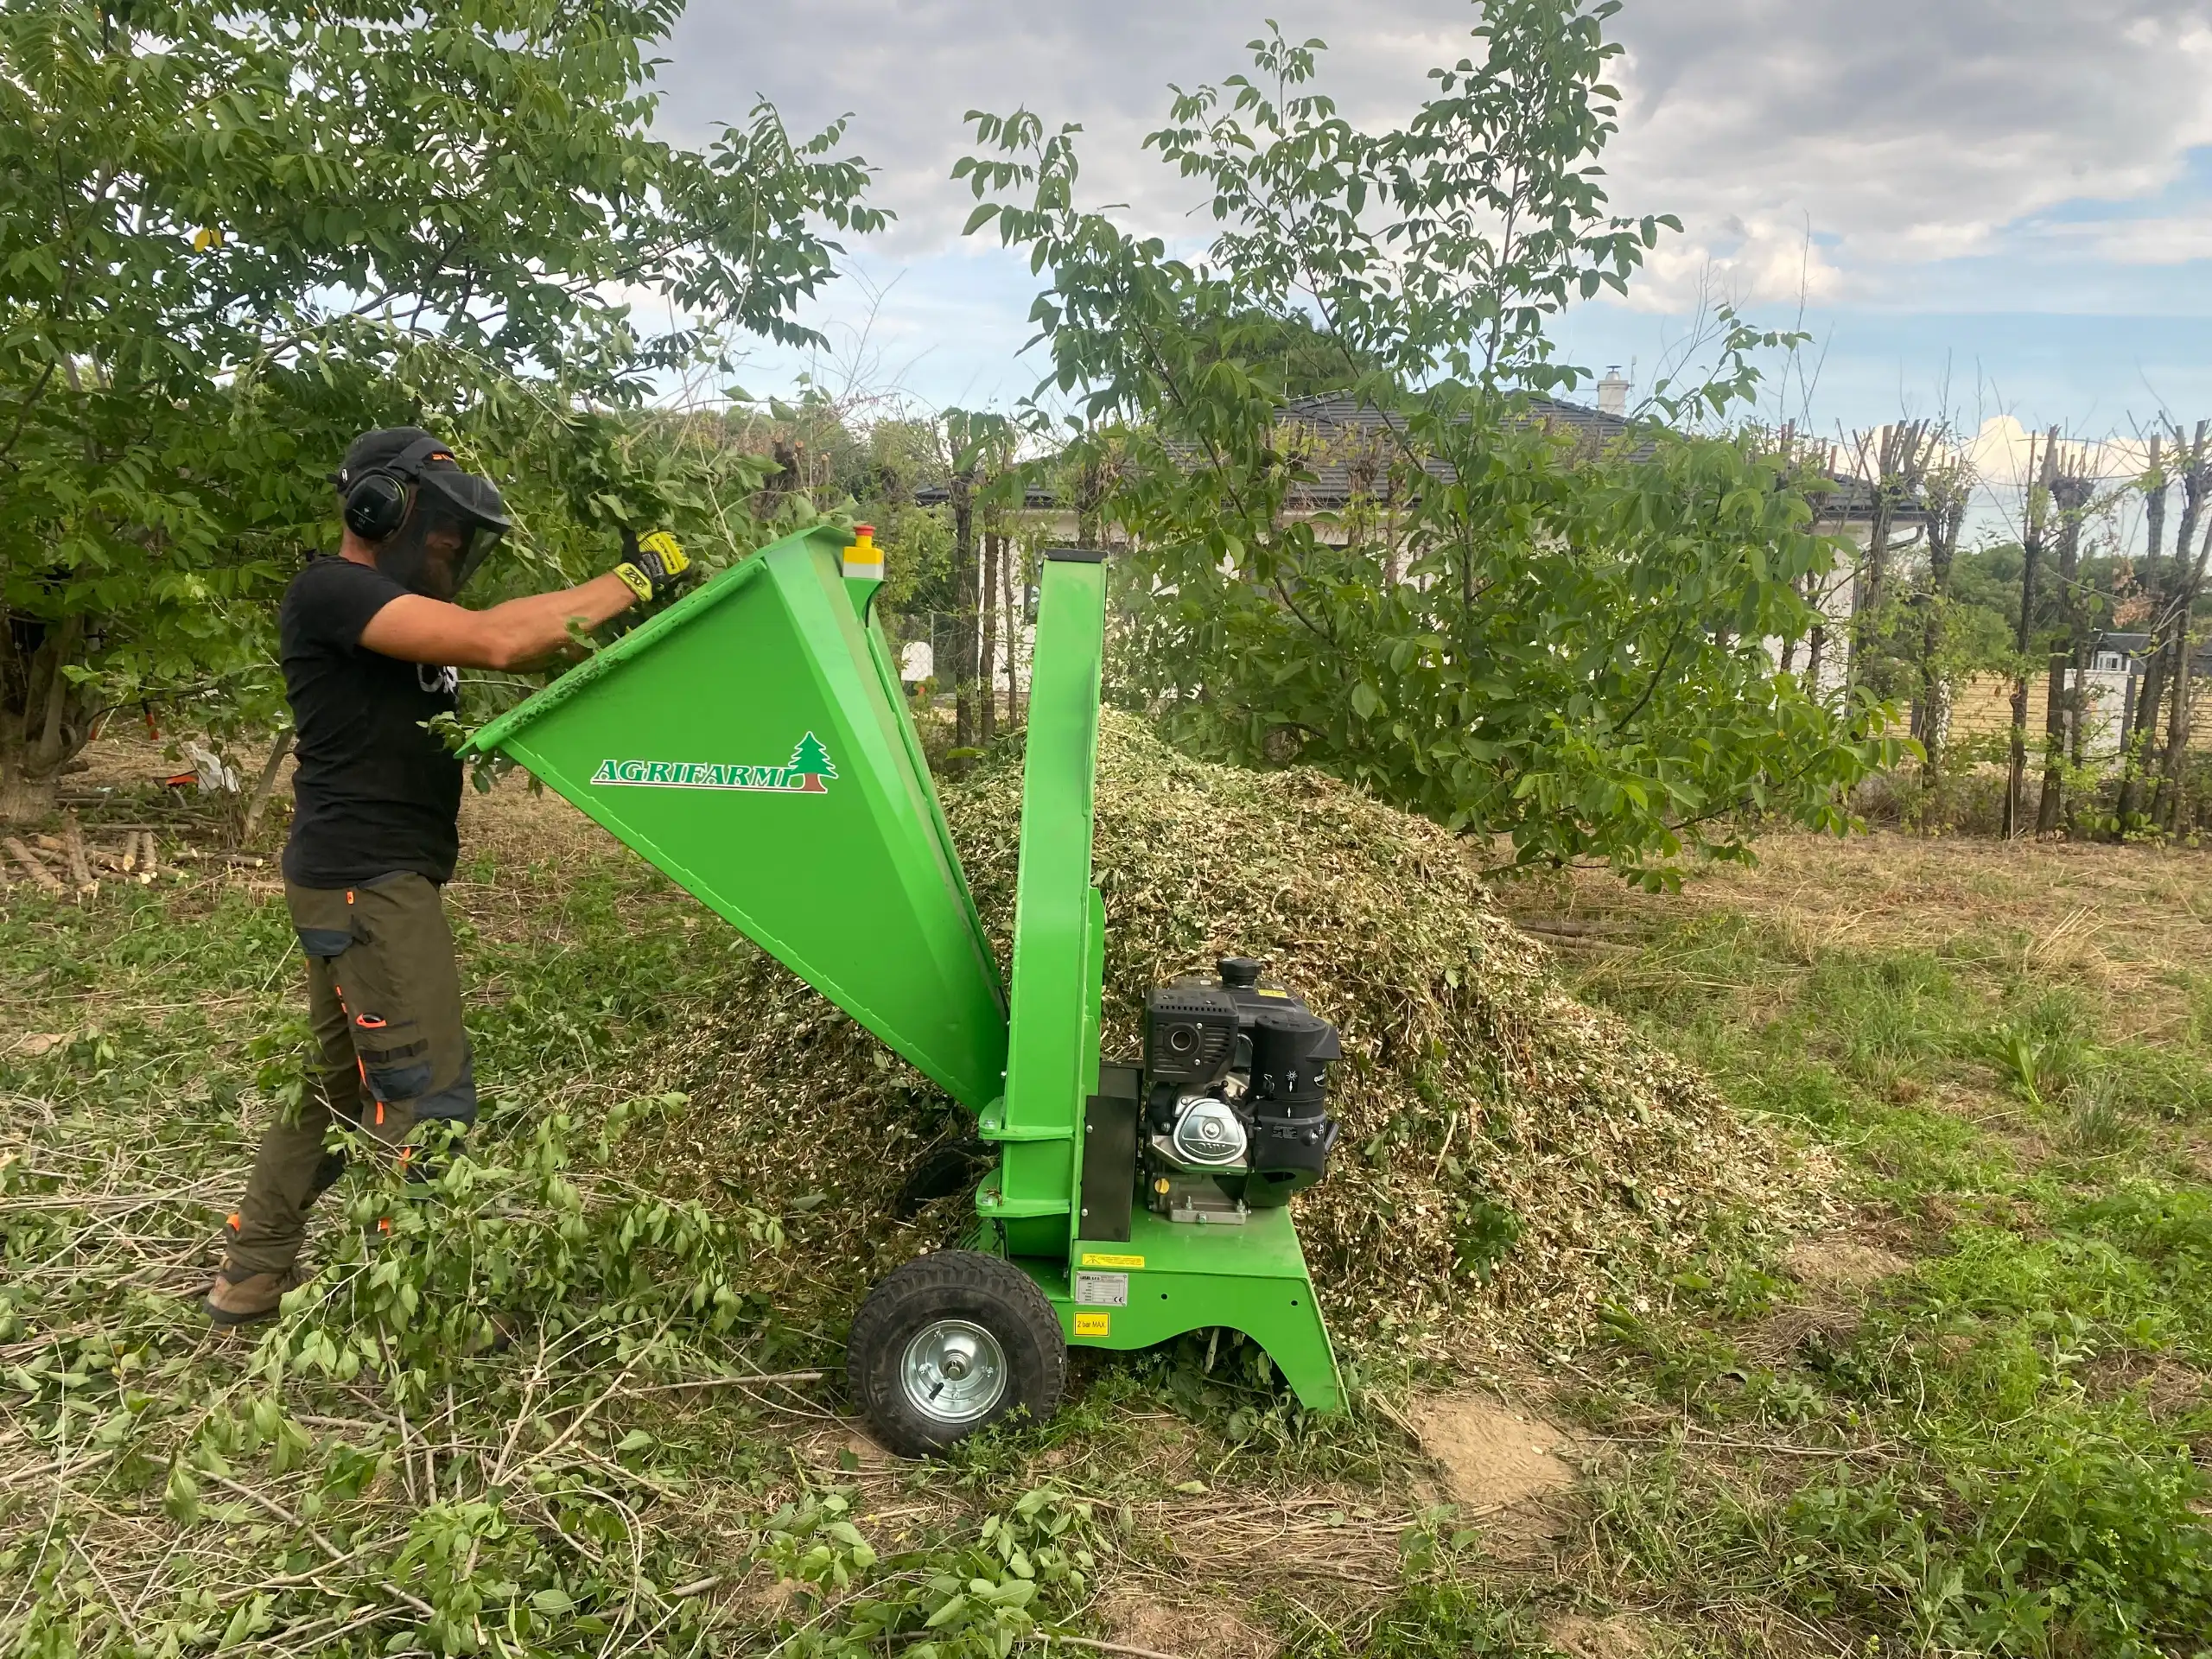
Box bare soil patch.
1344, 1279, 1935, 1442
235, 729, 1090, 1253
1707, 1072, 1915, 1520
1403, 1392, 1580, 1560
1543, 1611, 1653, 1658
1094, 1582, 1278, 1659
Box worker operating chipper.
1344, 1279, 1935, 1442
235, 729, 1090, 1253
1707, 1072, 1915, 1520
206, 428, 693, 1326
217, 428, 1349, 1454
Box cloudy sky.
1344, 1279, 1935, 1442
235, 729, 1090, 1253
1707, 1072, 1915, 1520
646, 0, 2212, 440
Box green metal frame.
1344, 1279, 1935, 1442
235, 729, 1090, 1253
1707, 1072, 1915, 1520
467, 529, 1340, 1413
977, 550, 1339, 1409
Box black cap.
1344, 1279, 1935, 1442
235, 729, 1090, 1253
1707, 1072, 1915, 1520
1217, 957, 1262, 989
334, 426, 455, 490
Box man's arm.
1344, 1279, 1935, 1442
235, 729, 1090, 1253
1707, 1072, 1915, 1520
358, 575, 637, 671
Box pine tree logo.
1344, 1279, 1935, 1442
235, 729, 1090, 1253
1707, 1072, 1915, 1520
787, 731, 836, 793
588, 732, 839, 795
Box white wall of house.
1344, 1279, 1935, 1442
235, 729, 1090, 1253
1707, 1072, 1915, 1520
2073, 654, 2139, 760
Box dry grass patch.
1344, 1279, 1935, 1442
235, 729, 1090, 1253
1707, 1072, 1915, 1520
1513, 830, 2212, 1043
1779, 1236, 1910, 1295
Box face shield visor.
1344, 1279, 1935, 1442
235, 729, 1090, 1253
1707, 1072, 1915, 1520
375, 467, 512, 601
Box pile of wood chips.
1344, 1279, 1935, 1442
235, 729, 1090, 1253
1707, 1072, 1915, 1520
619, 714, 1822, 1363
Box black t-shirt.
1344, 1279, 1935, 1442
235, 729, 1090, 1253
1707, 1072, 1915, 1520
279, 557, 461, 888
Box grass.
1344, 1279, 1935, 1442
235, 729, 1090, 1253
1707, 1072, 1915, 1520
1516, 835, 2212, 1657
6, 776, 2212, 1658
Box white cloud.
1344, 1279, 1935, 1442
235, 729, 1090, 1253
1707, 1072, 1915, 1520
646, 2, 2212, 427
654, 0, 2212, 304
2020, 212, 2212, 267
1598, 1, 2212, 299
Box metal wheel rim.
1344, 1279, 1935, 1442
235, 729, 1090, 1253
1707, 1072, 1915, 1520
899, 1319, 1007, 1424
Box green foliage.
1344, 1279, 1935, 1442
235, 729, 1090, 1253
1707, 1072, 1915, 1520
955, 3, 1904, 877
759, 1484, 1099, 1656
0, 0, 880, 810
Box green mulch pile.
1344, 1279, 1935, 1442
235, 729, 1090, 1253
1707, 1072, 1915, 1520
620, 713, 1821, 1360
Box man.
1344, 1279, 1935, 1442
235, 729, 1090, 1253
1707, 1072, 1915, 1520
206, 426, 690, 1325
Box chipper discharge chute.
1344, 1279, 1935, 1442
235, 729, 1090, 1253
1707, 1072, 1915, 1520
467, 524, 1344, 1454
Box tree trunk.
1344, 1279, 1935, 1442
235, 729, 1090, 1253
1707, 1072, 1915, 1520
2152, 423, 2212, 831
1, 612, 89, 826
2037, 645, 2069, 834
1004, 535, 1022, 728
978, 531, 1000, 744
2005, 429, 2057, 838
950, 468, 977, 751
0, 762, 60, 824
2117, 442, 2169, 831
2154, 506, 2212, 831
1847, 419, 1931, 699
1915, 470, 1967, 793
2037, 468, 2093, 834
239, 726, 296, 845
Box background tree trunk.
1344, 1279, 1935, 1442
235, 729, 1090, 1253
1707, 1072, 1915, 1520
2005, 429, 2057, 839
978, 530, 1000, 744
1003, 534, 1023, 728
950, 467, 977, 751
1913, 461, 1969, 794
2117, 436, 2169, 830
1, 613, 90, 824
2037, 463, 2093, 834
2152, 424, 2212, 831
1076, 456, 1105, 549
238, 727, 296, 846
1847, 419, 1932, 698
2154, 495, 2212, 832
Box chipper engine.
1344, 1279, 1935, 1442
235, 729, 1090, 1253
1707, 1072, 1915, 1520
1140, 959, 1342, 1226
465, 528, 1347, 1454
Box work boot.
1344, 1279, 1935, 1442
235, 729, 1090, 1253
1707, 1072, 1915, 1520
203, 1260, 308, 1327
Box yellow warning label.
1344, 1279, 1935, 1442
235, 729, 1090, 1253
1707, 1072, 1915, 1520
1079, 1252, 1144, 1269
1073, 1312, 1110, 1338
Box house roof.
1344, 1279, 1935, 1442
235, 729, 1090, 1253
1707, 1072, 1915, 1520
2092, 630, 2212, 672
1272, 391, 1649, 510
912, 392, 1915, 520
911, 482, 1058, 509
1275, 393, 1913, 521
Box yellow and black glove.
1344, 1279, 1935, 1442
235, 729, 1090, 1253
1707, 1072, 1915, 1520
613, 529, 691, 602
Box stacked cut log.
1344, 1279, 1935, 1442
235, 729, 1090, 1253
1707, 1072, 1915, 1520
4, 837, 64, 894
3, 827, 169, 897
62, 813, 96, 896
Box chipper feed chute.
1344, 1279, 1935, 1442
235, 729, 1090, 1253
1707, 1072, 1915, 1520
464, 525, 1006, 1109
467, 526, 1343, 1456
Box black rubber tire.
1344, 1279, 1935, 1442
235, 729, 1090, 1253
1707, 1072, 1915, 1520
847, 1250, 1066, 1457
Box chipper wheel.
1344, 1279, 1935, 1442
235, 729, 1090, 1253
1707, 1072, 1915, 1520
847, 1250, 1066, 1457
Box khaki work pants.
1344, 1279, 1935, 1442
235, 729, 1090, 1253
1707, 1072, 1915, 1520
226, 873, 476, 1275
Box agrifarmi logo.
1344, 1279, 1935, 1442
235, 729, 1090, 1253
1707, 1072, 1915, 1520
589, 732, 838, 795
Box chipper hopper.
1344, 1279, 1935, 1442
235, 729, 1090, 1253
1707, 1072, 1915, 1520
466, 525, 1344, 1454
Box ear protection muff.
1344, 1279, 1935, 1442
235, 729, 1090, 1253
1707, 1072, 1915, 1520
340, 436, 455, 543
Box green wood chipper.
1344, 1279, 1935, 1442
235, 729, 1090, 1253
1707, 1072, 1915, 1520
466, 525, 1345, 1454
